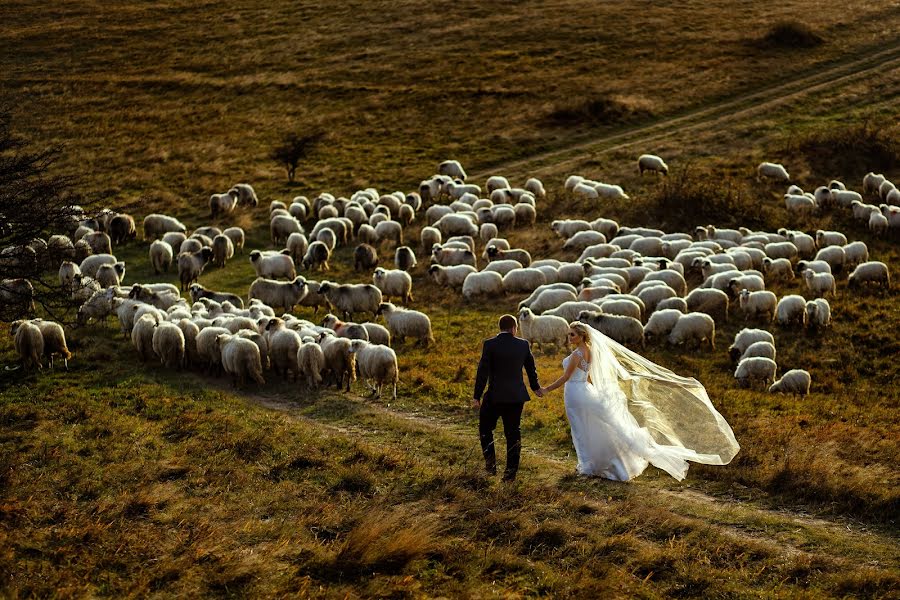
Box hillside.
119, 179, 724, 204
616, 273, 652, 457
1, 0, 899, 597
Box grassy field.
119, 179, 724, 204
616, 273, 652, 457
2, 0, 900, 596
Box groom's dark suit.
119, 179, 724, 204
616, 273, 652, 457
473, 331, 541, 480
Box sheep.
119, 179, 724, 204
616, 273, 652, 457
146, 240, 173, 275
295, 241, 329, 272
805, 298, 831, 330
270, 215, 304, 246
562, 230, 607, 252
193, 226, 222, 241
432, 245, 477, 268
593, 182, 629, 200
638, 154, 668, 176
211, 234, 234, 268
420, 226, 442, 252
527, 288, 578, 315
434, 213, 477, 239
131, 313, 160, 362
47, 234, 75, 263
426, 264, 475, 289
573, 182, 599, 200
490, 205, 517, 230
76, 230, 108, 256
318, 333, 356, 391
193, 326, 229, 373
768, 369, 811, 396
757, 162, 790, 182
731, 285, 774, 320
209, 190, 239, 217
179, 238, 203, 255
392, 246, 416, 273
189, 283, 243, 308
374, 220, 404, 247
12, 319, 71, 370
869, 211, 889, 236
248, 277, 308, 313
667, 312, 715, 350
73, 239, 92, 263
833, 189, 863, 208
486, 245, 531, 267
143, 214, 187, 241
377, 302, 433, 345
577, 244, 620, 263
863, 172, 886, 194
764, 241, 799, 262
79, 253, 117, 279
217, 334, 266, 387
263, 318, 303, 380
247, 250, 294, 280
348, 340, 399, 399
177, 247, 213, 291
483, 259, 524, 277
284, 232, 309, 266
784, 231, 815, 259
229, 183, 259, 207
296, 339, 326, 389
803, 270, 836, 298
775, 294, 807, 327
639, 310, 679, 342
815, 230, 847, 249
108, 214, 136, 246
58, 261, 80, 290
739, 341, 776, 362
152, 321, 185, 369
501, 268, 545, 294
841, 241, 868, 270
353, 244, 378, 272
734, 357, 777, 389
578, 311, 644, 348
12, 320, 43, 370
685, 288, 729, 324
551, 219, 591, 239
728, 328, 775, 363
438, 159, 466, 180
539, 301, 596, 323
847, 261, 890, 289
373, 267, 413, 304
320, 282, 383, 321
784, 194, 816, 212
513, 202, 536, 226
762, 257, 794, 282
96, 262, 126, 288
512, 307, 564, 350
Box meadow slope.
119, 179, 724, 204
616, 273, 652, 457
1, 0, 899, 596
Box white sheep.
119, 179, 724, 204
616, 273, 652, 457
667, 312, 715, 350
728, 328, 775, 363
482, 259, 524, 277
869, 211, 889, 236
349, 340, 399, 400
428, 264, 477, 289
209, 190, 239, 217
764, 241, 798, 262
152, 321, 185, 369
803, 270, 836, 298
318, 333, 356, 391
438, 159, 466, 181
461, 270, 504, 298
373, 267, 413, 304
841, 241, 868, 269
805, 298, 831, 331
551, 219, 591, 239
784, 194, 816, 212
432, 245, 477, 268
543, 301, 600, 323
594, 182, 629, 200
760, 257, 793, 283
775, 294, 807, 327
148, 240, 173, 275
524, 177, 546, 199
847, 261, 890, 289
768, 369, 811, 396
320, 282, 383, 321
739, 341, 776, 362
12, 320, 43, 370
502, 268, 546, 294
738, 289, 776, 322
435, 213, 478, 238
578, 311, 644, 348
249, 277, 308, 313
528, 288, 578, 315
263, 318, 303, 380
643, 309, 683, 342
757, 162, 790, 182
229, 183, 259, 207
419, 226, 442, 252
217, 334, 266, 386
177, 247, 213, 291
13, 319, 71, 370
377, 302, 433, 345
250, 249, 297, 279
297, 339, 326, 389
143, 214, 186, 241
270, 215, 304, 246
637, 154, 668, 176
734, 357, 777, 389
563, 230, 607, 252
58, 261, 81, 290
79, 253, 117, 279
572, 182, 599, 200
518, 307, 567, 350
96, 262, 126, 288
131, 313, 160, 362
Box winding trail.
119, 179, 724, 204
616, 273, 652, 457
471, 41, 900, 180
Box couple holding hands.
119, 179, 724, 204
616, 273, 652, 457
473, 314, 740, 482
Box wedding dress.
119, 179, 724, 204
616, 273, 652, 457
563, 328, 740, 481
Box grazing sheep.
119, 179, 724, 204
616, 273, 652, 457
739, 341, 776, 362
248, 277, 308, 313
353, 244, 379, 272
131, 313, 160, 362
320, 282, 383, 321
299, 241, 330, 272
377, 302, 433, 345
734, 357, 777, 389
728, 328, 775, 363
638, 154, 668, 176
803, 270, 836, 298
513, 203, 536, 226
374, 220, 403, 246
283, 232, 309, 266
432, 245, 477, 268
12, 319, 71, 370
757, 162, 790, 182
502, 268, 546, 294
209, 190, 239, 218
348, 340, 399, 400
598, 298, 643, 321
563, 230, 607, 252
762, 257, 794, 282
264, 318, 303, 380
96, 262, 126, 288
686, 288, 729, 323
813, 246, 845, 274
229, 183, 259, 207
319, 333, 356, 391
667, 312, 715, 350
863, 172, 886, 194
552, 219, 592, 239
764, 241, 799, 261
515, 307, 566, 350
149, 240, 173, 275
429, 264, 477, 289
211, 234, 234, 268
578, 311, 644, 348
805, 299, 831, 330
296, 339, 326, 389
179, 238, 203, 255
373, 267, 413, 304
643, 309, 683, 342
869, 210, 889, 236
271, 215, 304, 246
217, 334, 266, 386
784, 194, 816, 212
193, 226, 221, 241
189, 283, 243, 308
768, 369, 811, 396
152, 321, 186, 369
738, 289, 777, 322
177, 247, 213, 291
841, 241, 869, 269
439, 159, 466, 181
526, 288, 578, 315
419, 226, 443, 252
486, 245, 531, 267
195, 326, 230, 374
394, 246, 417, 272
58, 261, 81, 290
847, 261, 890, 289
775, 294, 807, 327
815, 230, 848, 248
143, 214, 187, 241
656, 297, 687, 312
250, 249, 297, 279
109, 214, 137, 245
12, 320, 43, 370
223, 227, 245, 254
79, 253, 117, 279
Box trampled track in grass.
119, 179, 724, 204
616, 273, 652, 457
472, 39, 900, 180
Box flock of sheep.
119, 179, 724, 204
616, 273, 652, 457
3, 156, 896, 402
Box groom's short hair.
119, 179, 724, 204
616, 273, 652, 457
498, 314, 517, 331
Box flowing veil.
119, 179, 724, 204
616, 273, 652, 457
585, 327, 740, 479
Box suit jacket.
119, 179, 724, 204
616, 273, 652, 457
473, 332, 541, 404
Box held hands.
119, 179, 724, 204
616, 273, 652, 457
472, 398, 481, 410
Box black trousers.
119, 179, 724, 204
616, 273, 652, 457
479, 401, 524, 476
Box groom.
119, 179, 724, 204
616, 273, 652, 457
473, 314, 542, 482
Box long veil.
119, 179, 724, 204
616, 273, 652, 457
585, 327, 740, 479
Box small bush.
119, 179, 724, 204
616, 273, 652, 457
789, 121, 900, 179
543, 95, 651, 128
758, 21, 824, 49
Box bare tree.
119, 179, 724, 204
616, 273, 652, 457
270, 131, 324, 183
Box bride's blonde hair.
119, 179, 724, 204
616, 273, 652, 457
568, 321, 592, 351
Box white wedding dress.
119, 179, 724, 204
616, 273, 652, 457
562, 329, 740, 481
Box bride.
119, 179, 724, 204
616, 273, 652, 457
540, 322, 739, 481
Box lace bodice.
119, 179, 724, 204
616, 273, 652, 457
563, 349, 590, 383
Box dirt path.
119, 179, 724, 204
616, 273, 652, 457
471, 41, 900, 180
231, 383, 899, 570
